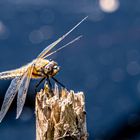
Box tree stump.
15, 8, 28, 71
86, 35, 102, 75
35, 84, 88, 140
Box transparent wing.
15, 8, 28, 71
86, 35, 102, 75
0, 77, 22, 122
43, 35, 83, 59
16, 67, 33, 119
37, 16, 88, 58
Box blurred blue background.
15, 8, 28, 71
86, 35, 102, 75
0, 0, 140, 139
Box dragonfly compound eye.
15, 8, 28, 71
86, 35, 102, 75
47, 66, 51, 71
53, 65, 60, 72
53, 65, 58, 69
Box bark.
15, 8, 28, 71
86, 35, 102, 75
36, 84, 88, 140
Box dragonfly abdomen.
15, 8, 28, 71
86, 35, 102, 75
0, 68, 26, 80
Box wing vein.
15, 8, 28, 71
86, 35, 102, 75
16, 66, 33, 119
37, 16, 88, 58
0, 77, 22, 122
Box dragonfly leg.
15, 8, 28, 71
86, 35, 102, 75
35, 77, 46, 92
52, 77, 66, 89
45, 78, 54, 95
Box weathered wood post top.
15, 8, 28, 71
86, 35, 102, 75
35, 84, 88, 140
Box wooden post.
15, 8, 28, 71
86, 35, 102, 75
35, 84, 88, 140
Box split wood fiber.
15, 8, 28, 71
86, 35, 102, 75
36, 84, 88, 140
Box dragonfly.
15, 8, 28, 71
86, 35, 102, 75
0, 16, 88, 122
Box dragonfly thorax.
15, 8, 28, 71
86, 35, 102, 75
32, 59, 60, 78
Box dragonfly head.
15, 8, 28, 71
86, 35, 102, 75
44, 60, 60, 77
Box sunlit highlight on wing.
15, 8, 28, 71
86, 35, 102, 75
16, 67, 33, 119
0, 67, 27, 80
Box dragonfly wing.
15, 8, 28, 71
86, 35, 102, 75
0, 77, 22, 122
16, 67, 33, 119
37, 16, 88, 58
43, 35, 83, 59
0, 68, 26, 80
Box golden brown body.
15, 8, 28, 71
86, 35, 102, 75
32, 59, 50, 79
0, 58, 59, 80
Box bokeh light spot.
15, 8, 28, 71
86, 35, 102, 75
29, 30, 44, 44
99, 0, 120, 13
